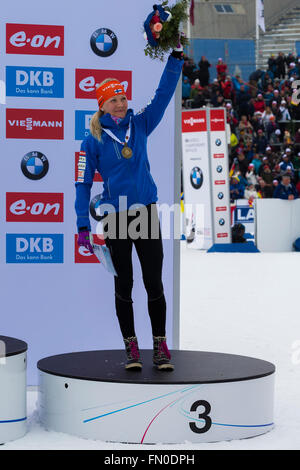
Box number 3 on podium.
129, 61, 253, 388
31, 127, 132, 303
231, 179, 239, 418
189, 400, 212, 434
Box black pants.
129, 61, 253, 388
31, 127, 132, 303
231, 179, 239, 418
102, 204, 166, 339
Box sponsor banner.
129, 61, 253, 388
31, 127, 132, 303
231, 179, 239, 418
6, 109, 64, 139
182, 110, 207, 133
181, 109, 212, 249
208, 108, 231, 243
6, 24, 64, 56
6, 234, 64, 263
75, 152, 102, 182
6, 66, 64, 98
233, 199, 255, 235
74, 234, 104, 263
75, 110, 94, 140
75, 69, 132, 100
6, 192, 64, 222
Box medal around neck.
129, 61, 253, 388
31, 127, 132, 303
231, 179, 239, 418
122, 143, 133, 159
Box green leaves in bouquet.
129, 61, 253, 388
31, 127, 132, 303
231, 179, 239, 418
144, 0, 190, 61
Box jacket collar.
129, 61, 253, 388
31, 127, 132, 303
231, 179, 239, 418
100, 109, 133, 129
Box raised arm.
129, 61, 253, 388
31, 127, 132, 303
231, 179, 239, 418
135, 52, 183, 136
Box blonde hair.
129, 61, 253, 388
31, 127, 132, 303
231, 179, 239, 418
90, 77, 120, 141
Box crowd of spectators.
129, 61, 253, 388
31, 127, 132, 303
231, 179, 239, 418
182, 52, 300, 202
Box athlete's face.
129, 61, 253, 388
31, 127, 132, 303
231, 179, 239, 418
101, 95, 128, 119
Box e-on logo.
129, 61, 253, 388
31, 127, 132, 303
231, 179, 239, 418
190, 167, 203, 190
90, 28, 118, 57
21, 151, 49, 180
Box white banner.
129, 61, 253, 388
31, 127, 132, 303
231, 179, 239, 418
181, 110, 212, 249
256, 0, 265, 32
208, 108, 231, 244
1, 0, 179, 384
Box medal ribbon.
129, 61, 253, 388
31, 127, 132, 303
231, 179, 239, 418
102, 117, 132, 148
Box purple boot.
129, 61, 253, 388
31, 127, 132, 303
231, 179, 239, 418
153, 336, 174, 371
123, 336, 142, 370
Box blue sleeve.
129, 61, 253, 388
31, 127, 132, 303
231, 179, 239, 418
135, 55, 183, 136
273, 186, 281, 199
75, 136, 97, 231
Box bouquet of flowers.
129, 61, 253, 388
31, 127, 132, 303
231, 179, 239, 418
144, 0, 189, 61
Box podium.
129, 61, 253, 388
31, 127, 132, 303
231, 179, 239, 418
0, 336, 27, 444
37, 349, 275, 444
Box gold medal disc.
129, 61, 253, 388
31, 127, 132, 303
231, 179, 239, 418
122, 145, 133, 159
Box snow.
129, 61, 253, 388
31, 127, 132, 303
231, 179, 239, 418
2, 242, 300, 450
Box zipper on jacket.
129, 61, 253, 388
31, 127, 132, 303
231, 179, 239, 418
107, 178, 111, 198
113, 140, 122, 160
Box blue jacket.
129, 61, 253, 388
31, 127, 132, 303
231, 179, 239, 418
75, 55, 183, 231
273, 183, 298, 200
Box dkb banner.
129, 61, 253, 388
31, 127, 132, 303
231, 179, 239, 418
0, 0, 180, 384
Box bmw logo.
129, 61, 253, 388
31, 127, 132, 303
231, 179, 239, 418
219, 218, 225, 226
215, 139, 222, 146
218, 192, 224, 200
90, 28, 118, 57
190, 167, 203, 190
21, 151, 49, 180
216, 165, 223, 173
90, 194, 103, 221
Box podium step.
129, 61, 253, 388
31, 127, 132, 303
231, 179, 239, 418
37, 349, 275, 444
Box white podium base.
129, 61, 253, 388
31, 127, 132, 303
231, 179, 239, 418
0, 336, 27, 444
37, 350, 275, 444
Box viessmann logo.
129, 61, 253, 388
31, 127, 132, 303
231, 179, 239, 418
6, 24, 64, 56
6, 109, 64, 139
182, 111, 207, 133
184, 118, 205, 127
6, 192, 64, 222
75, 69, 132, 100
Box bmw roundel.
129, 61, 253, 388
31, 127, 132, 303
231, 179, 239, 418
216, 165, 223, 173
215, 139, 222, 146
190, 167, 203, 190
90, 28, 118, 57
21, 151, 49, 180
219, 218, 225, 226
218, 192, 224, 200
90, 194, 103, 221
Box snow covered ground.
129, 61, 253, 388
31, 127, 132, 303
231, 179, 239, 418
2, 242, 300, 450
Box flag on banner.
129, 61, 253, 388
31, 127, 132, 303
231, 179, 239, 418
190, 0, 195, 25
256, 0, 265, 32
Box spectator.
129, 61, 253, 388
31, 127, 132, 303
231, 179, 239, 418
276, 52, 286, 79
191, 89, 206, 108
246, 163, 258, 185
216, 58, 227, 80
190, 79, 202, 100
230, 176, 245, 202
254, 94, 266, 114
244, 183, 259, 201
253, 129, 268, 154
198, 56, 211, 87
182, 76, 191, 104
251, 153, 263, 173
273, 174, 298, 199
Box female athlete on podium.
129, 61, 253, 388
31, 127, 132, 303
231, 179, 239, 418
75, 42, 183, 371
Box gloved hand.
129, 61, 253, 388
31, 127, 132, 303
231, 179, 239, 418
171, 33, 184, 59
78, 230, 94, 254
